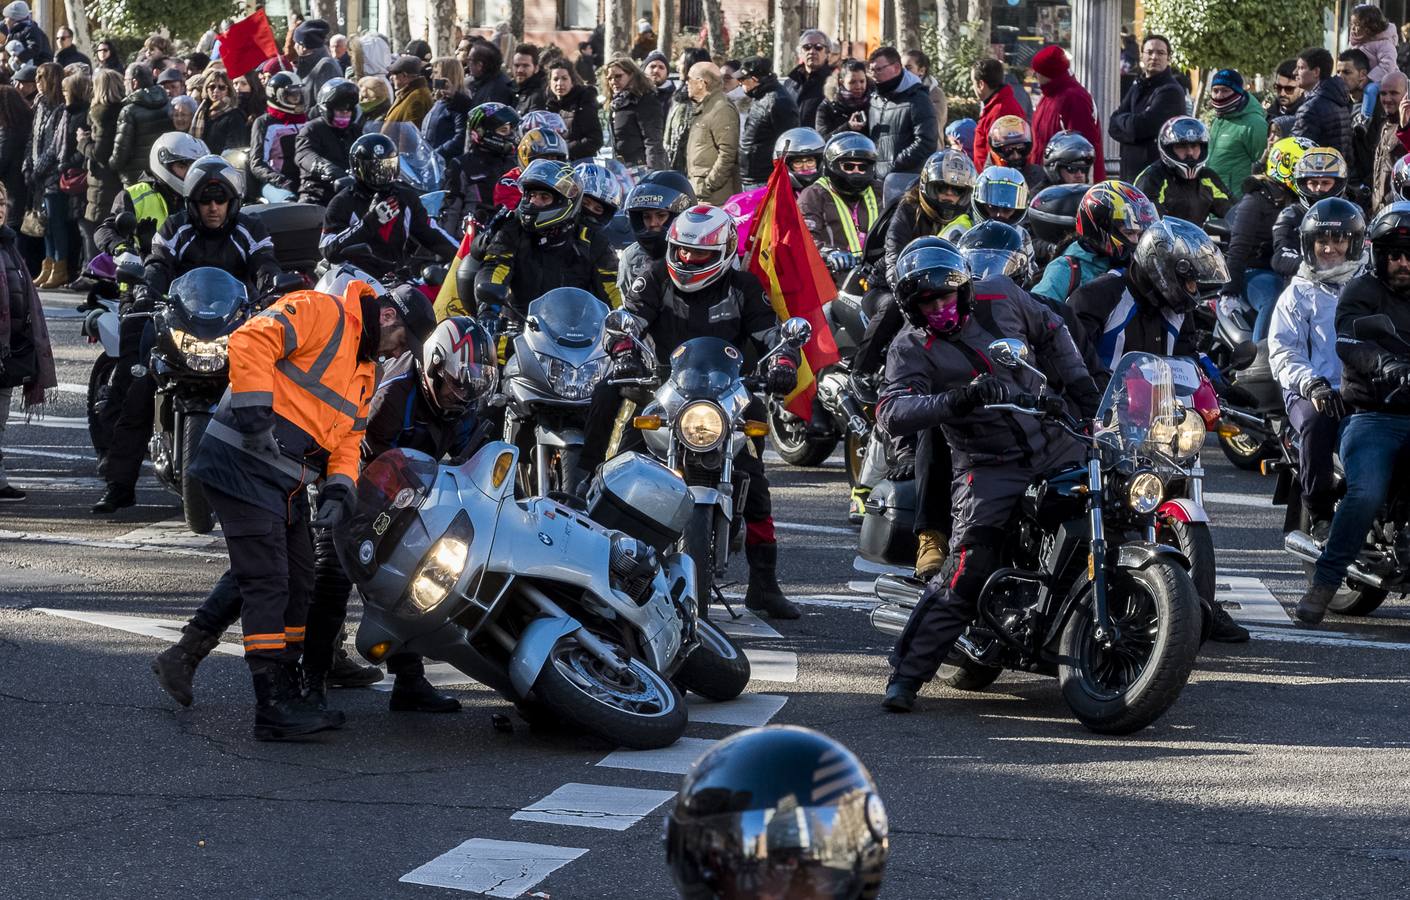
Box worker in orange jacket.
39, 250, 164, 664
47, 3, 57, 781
186, 279, 405, 741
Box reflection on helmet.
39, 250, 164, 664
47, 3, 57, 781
666, 726, 888, 900
893, 236, 972, 333
626, 171, 697, 254
349, 133, 400, 190
823, 132, 878, 195
1367, 200, 1410, 285
517, 127, 569, 169
1267, 136, 1316, 188
1075, 180, 1158, 262
958, 219, 1036, 285
266, 70, 305, 115
971, 166, 1029, 224
666, 205, 737, 293
773, 126, 826, 191
1291, 147, 1348, 204
517, 110, 567, 139
987, 115, 1033, 166
573, 161, 625, 226
919, 149, 977, 222
1042, 130, 1095, 183
150, 132, 210, 197
515, 158, 582, 233
317, 77, 360, 124
468, 102, 521, 155
1394, 155, 1410, 202
1299, 196, 1366, 276
1028, 182, 1088, 248
1156, 116, 1210, 181
1129, 217, 1230, 314
420, 316, 497, 417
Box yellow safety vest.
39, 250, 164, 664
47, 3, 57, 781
819, 177, 879, 254
126, 181, 169, 232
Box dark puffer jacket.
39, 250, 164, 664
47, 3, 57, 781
739, 75, 800, 185
1108, 68, 1186, 181
610, 88, 667, 169
786, 63, 834, 131
1224, 174, 1296, 295
294, 115, 361, 205
545, 84, 603, 160
868, 69, 938, 179
107, 86, 172, 187
1292, 75, 1352, 161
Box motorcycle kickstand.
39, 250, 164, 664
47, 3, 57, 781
712, 584, 743, 620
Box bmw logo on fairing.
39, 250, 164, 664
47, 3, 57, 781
538, 532, 553, 545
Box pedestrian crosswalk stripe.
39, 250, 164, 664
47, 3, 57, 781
1217, 575, 1295, 625
685, 692, 788, 727
596, 736, 718, 776
399, 839, 587, 896
743, 648, 798, 682
510, 783, 675, 831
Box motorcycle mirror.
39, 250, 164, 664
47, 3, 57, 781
474, 280, 510, 310
421, 263, 448, 287
1229, 339, 1259, 370
604, 308, 641, 338
987, 338, 1030, 369
1352, 314, 1398, 343
525, 315, 540, 332
115, 251, 145, 282
779, 316, 812, 348
114, 211, 138, 240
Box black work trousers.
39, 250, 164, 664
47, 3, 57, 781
106, 319, 157, 490
912, 427, 954, 537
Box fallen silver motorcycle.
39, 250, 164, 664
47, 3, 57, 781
335, 442, 750, 749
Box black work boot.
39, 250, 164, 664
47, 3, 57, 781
151, 624, 220, 706
1296, 583, 1338, 626
388, 655, 461, 713
91, 483, 135, 514
1206, 600, 1250, 643
249, 660, 344, 741
882, 677, 920, 713
744, 541, 801, 620
328, 634, 384, 688
289, 660, 346, 726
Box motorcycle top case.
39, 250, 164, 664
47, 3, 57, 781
243, 202, 325, 276
586, 452, 693, 553
860, 477, 919, 566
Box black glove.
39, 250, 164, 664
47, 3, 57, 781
1380, 357, 1410, 388
610, 353, 645, 380
311, 483, 355, 529
950, 374, 1008, 413
240, 424, 281, 460
885, 454, 916, 482
1305, 377, 1347, 419
766, 357, 798, 395
129, 285, 154, 312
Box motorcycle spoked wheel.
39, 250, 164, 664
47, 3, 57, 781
533, 635, 687, 750
1157, 517, 1216, 643
844, 430, 867, 487
672, 617, 751, 701
181, 413, 215, 534
1217, 429, 1274, 471
766, 397, 838, 467
1058, 561, 1201, 735
87, 355, 119, 459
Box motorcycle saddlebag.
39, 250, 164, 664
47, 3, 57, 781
243, 202, 325, 277
585, 452, 693, 553
859, 477, 918, 566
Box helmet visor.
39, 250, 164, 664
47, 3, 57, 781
962, 248, 1029, 281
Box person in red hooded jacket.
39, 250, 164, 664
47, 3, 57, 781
1030, 44, 1107, 181
972, 57, 1028, 172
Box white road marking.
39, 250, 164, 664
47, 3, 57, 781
774, 520, 856, 536
685, 692, 787, 727
115, 519, 225, 552
36, 608, 242, 656
1245, 626, 1410, 651
2, 529, 224, 559
510, 783, 675, 832
8, 475, 108, 491
1217, 575, 1294, 625
399, 838, 587, 897
596, 736, 717, 775
762, 450, 843, 468
1204, 491, 1275, 508
721, 590, 879, 611
742, 648, 798, 683
707, 605, 782, 640
1, 414, 89, 430
851, 555, 911, 577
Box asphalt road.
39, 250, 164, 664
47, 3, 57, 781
3, 295, 1410, 899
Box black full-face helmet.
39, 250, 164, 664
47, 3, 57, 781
893, 236, 973, 334
625, 170, 696, 257
1128, 217, 1231, 314
349, 133, 400, 191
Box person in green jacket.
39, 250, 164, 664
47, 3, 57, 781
1207, 68, 1268, 203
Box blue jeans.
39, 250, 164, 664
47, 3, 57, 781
261, 184, 294, 202
1246, 268, 1284, 342
1314, 412, 1410, 586
42, 191, 70, 261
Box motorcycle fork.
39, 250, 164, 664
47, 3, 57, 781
1086, 455, 1113, 644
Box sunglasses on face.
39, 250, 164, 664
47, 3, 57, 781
838, 161, 870, 174
801, 43, 826, 52
1276, 84, 1298, 93
1388, 250, 1410, 262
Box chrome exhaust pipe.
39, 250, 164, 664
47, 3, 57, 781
870, 603, 911, 636
1282, 530, 1386, 589
873, 573, 926, 608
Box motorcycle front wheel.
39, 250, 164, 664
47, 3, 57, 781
181, 412, 214, 534
533, 635, 687, 750
766, 398, 837, 467
1059, 561, 1201, 735
673, 617, 750, 701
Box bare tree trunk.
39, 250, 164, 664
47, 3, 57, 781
309, 0, 341, 29
702, 0, 726, 59
896, 0, 920, 53
605, 0, 633, 61
967, 0, 991, 52
65, 0, 90, 54
935, 0, 961, 59
659, 0, 675, 61
389, 1, 412, 51
430, 0, 456, 54
772, 0, 801, 75
507, 0, 524, 43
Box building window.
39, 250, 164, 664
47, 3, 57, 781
559, 0, 598, 29
680, 0, 702, 31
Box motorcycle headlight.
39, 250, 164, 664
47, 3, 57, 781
676, 401, 726, 451
1174, 407, 1206, 458
168, 327, 230, 374
407, 536, 469, 612
543, 355, 610, 400
1126, 471, 1164, 514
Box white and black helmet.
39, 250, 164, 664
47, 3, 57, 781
150, 132, 210, 197
182, 154, 244, 232
666, 204, 738, 293
773, 127, 826, 191
419, 316, 498, 417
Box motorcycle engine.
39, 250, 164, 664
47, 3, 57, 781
609, 533, 659, 605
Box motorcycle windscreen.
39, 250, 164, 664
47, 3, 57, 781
168, 267, 248, 339
665, 337, 744, 401
1095, 352, 1190, 466
527, 289, 610, 351
381, 121, 444, 194
334, 448, 440, 583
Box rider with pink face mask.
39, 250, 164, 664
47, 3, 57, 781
295, 78, 364, 205
874, 236, 1101, 713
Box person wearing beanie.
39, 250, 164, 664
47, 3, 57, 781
2, 0, 48, 65
946, 118, 977, 158
293, 18, 342, 112
1029, 44, 1106, 181
642, 49, 674, 117
1207, 67, 1268, 203
630, 18, 657, 62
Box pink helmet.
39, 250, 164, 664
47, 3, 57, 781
666, 205, 737, 293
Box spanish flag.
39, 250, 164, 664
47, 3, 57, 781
745, 157, 840, 420
433, 231, 475, 320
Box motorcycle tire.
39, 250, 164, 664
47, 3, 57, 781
86, 354, 118, 458
844, 430, 867, 488
682, 506, 718, 617
181, 413, 215, 535
1217, 429, 1273, 471
673, 617, 751, 701
766, 399, 837, 467
1158, 517, 1216, 642
533, 635, 687, 750
938, 653, 1003, 691
1298, 563, 1389, 617
1058, 560, 1201, 735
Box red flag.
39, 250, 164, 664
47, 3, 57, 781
745, 157, 840, 420
219, 11, 281, 81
